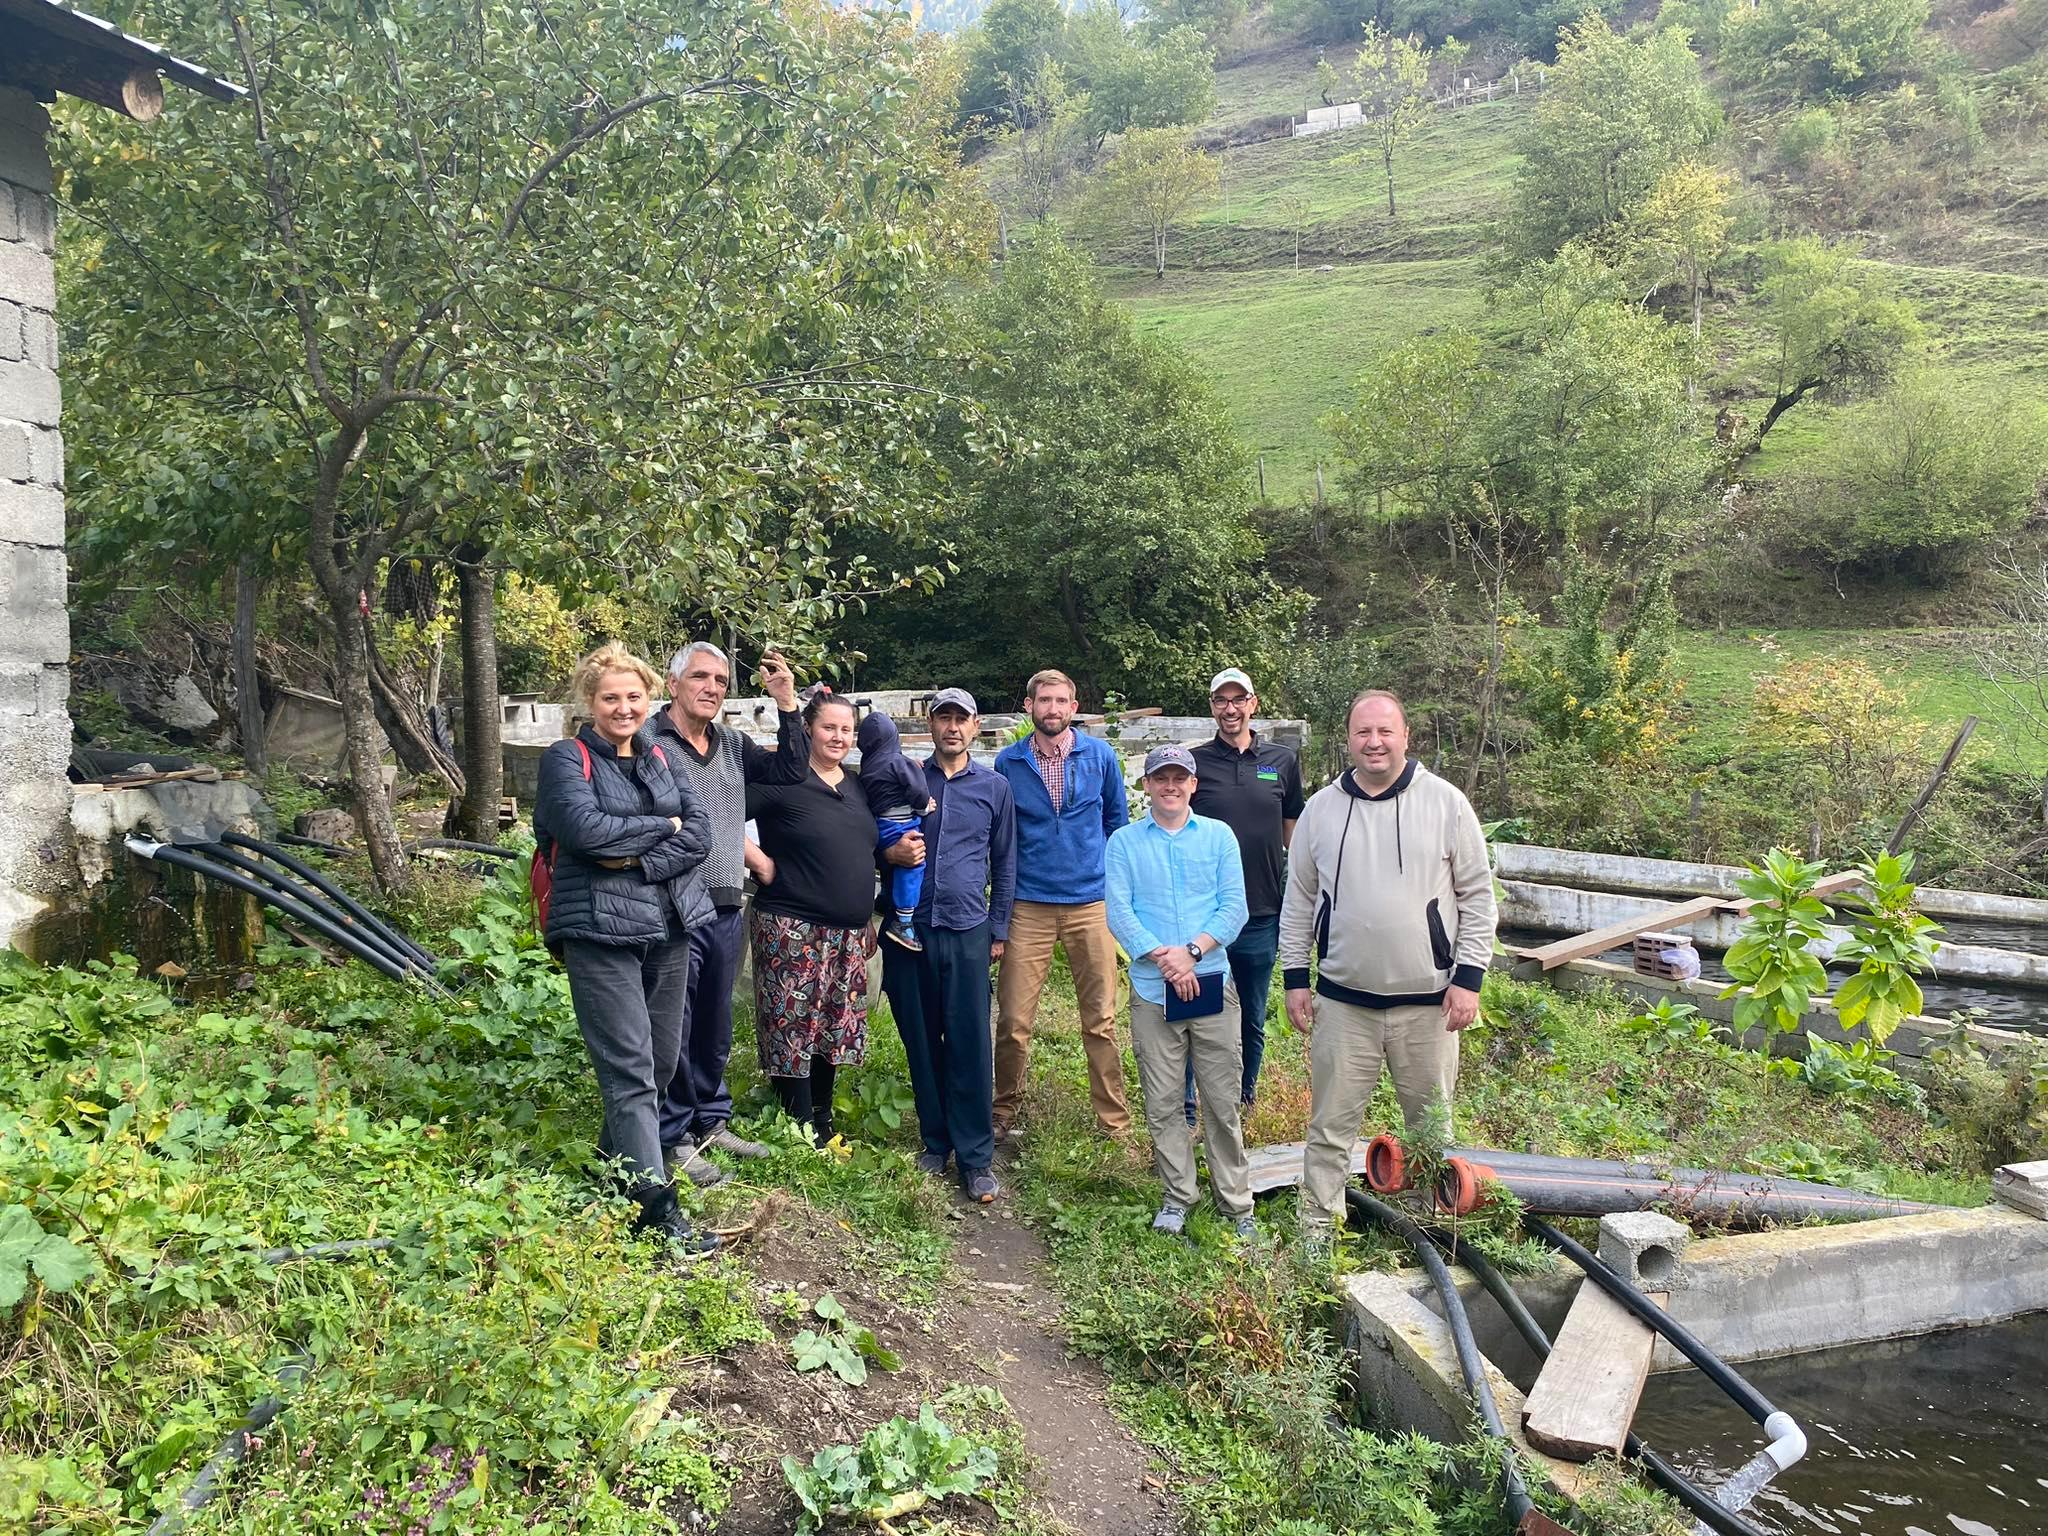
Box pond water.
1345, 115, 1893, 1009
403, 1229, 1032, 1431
1632, 1313, 2048, 1536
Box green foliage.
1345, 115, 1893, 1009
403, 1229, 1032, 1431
1925, 1028, 2048, 1170
1504, 15, 1721, 264
781, 1402, 999, 1535
788, 1292, 903, 1387
1751, 237, 1924, 445
1746, 655, 1930, 847
0, 870, 774, 1532
1765, 1032, 1921, 1105
1722, 0, 1930, 93
1509, 559, 1683, 765
1832, 851, 1942, 1043
1080, 125, 1221, 276
1352, 21, 1436, 218
959, 0, 1069, 129
843, 230, 1304, 710
1721, 849, 1834, 1034
1767, 371, 2048, 578
1775, 104, 1841, 168
1065, 5, 1218, 146
1621, 998, 1729, 1049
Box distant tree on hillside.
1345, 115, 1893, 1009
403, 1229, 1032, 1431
959, 0, 1068, 132
1503, 15, 1720, 266
1278, 191, 1315, 269
1353, 21, 1435, 217
1768, 372, 2048, 580
1636, 160, 1733, 344
1065, 4, 1217, 148
1750, 236, 1923, 449
1143, 0, 1248, 49
842, 231, 1302, 709
1722, 0, 1930, 94
1081, 127, 1219, 277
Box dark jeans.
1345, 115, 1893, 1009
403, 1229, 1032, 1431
880, 919, 995, 1173
562, 934, 691, 1189
1183, 914, 1280, 1117
656, 907, 746, 1147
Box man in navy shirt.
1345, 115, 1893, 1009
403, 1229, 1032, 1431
878, 688, 1017, 1202
1186, 667, 1305, 1123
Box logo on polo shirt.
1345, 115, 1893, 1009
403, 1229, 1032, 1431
1256, 767, 1280, 782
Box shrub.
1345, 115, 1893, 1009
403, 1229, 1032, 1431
1509, 560, 1684, 767
1775, 105, 1840, 169
1745, 655, 1930, 847
1766, 373, 2048, 580
1723, 0, 1930, 93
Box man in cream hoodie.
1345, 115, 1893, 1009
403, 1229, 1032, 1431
1279, 689, 1497, 1238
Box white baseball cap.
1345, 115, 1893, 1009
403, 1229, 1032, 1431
1209, 668, 1255, 695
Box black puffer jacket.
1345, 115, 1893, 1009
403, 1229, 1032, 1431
534, 725, 713, 946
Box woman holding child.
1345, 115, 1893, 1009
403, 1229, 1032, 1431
746, 688, 879, 1142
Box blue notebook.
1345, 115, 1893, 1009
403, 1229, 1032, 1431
1164, 969, 1226, 1021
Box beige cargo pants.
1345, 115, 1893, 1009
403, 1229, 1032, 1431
1300, 997, 1459, 1232
1130, 981, 1252, 1219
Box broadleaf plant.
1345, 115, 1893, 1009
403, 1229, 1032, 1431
1721, 848, 1834, 1035
1833, 851, 1942, 1045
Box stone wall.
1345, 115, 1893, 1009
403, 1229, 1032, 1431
0, 87, 72, 951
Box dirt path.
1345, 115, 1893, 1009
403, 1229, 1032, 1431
945, 1198, 1180, 1536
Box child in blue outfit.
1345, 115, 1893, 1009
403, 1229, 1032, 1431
857, 712, 936, 952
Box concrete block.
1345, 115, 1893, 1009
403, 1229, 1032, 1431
0, 542, 70, 663
13, 188, 52, 255
1993, 1161, 2048, 1219
0, 420, 26, 480
26, 424, 58, 485
0, 98, 55, 196
0, 358, 59, 425
0, 185, 17, 243
0, 298, 19, 362
0, 479, 62, 546
21, 308, 54, 370
0, 240, 55, 312
1597, 1210, 1691, 1291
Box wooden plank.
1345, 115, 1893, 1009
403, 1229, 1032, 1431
1521, 1285, 1668, 1461
1515, 870, 1865, 972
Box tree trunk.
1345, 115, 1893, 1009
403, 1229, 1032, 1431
331, 591, 413, 892
455, 554, 503, 843
366, 634, 466, 795
1154, 227, 1166, 278
234, 560, 268, 780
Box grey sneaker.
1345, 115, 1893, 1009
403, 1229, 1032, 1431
1230, 1213, 1258, 1240
1297, 1227, 1334, 1264
1152, 1203, 1188, 1236
665, 1142, 729, 1189
702, 1126, 772, 1160
915, 1150, 949, 1177
964, 1168, 1000, 1204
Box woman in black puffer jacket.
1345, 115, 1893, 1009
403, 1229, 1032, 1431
535, 642, 715, 1255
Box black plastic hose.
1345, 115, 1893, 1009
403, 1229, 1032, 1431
1346, 1186, 1552, 1531
145, 1349, 309, 1536
193, 842, 420, 977
218, 832, 437, 969
1420, 1224, 1772, 1536
1448, 1147, 1930, 1225
277, 831, 350, 856
416, 837, 519, 860
130, 840, 410, 983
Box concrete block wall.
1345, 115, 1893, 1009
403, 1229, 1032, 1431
0, 87, 74, 950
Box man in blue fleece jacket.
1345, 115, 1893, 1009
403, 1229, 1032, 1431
991, 669, 1132, 1140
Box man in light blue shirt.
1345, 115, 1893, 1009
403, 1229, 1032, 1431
1106, 744, 1254, 1237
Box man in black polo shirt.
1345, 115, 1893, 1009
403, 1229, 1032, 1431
1185, 667, 1305, 1122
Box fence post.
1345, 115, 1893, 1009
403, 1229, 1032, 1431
1258, 457, 1266, 500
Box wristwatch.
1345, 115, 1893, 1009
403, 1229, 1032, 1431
1184, 941, 1202, 962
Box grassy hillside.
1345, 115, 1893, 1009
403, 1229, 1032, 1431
1114, 28, 2048, 505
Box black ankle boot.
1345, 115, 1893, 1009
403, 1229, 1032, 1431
630, 1183, 719, 1257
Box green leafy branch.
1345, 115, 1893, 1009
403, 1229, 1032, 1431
1721, 848, 1833, 1034
1833, 851, 1942, 1045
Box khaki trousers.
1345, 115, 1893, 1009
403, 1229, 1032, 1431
1131, 983, 1252, 1218
1301, 997, 1460, 1231
994, 899, 1131, 1135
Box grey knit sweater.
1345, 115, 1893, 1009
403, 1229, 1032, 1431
654, 720, 750, 911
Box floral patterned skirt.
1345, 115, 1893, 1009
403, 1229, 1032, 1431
750, 909, 870, 1078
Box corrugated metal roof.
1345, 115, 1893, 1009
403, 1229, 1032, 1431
0, 0, 243, 101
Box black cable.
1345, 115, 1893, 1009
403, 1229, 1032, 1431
415, 838, 519, 860
194, 842, 419, 976
219, 832, 438, 969
1419, 1224, 1774, 1536
1523, 1216, 1777, 1428
134, 842, 409, 983
277, 831, 350, 855
1346, 1186, 1548, 1530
